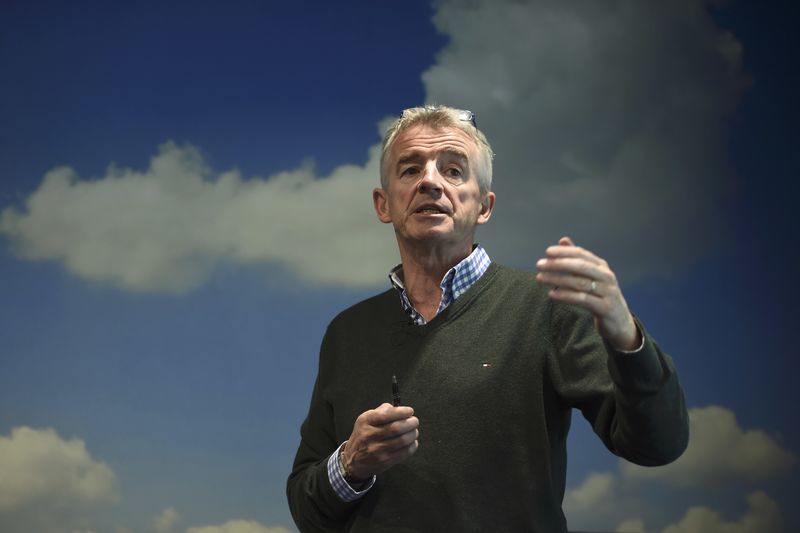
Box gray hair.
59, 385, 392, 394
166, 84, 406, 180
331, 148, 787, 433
379, 105, 495, 193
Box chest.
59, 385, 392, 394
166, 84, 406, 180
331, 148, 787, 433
323, 315, 550, 443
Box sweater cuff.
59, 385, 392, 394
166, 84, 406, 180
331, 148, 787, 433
327, 442, 375, 502
615, 321, 645, 354
605, 319, 667, 393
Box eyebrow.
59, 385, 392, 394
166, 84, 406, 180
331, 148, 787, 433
396, 148, 470, 169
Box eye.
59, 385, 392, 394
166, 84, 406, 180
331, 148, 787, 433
400, 166, 419, 177
444, 167, 464, 180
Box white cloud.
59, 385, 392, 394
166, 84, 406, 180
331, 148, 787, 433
564, 471, 635, 531
154, 506, 181, 533
0, 142, 398, 292
0, 426, 118, 532
0, 0, 747, 291
563, 471, 616, 514
616, 519, 646, 533
622, 406, 796, 486
424, 0, 747, 281
564, 406, 794, 531
186, 520, 292, 533
661, 491, 783, 533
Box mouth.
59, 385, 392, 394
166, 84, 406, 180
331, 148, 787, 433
414, 204, 450, 215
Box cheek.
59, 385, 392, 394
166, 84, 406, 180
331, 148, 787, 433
389, 194, 409, 216
457, 190, 481, 210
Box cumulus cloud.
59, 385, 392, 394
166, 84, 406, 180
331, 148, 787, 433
564, 406, 793, 531
154, 506, 181, 533
563, 471, 616, 515
622, 406, 796, 486
0, 426, 118, 532
424, 0, 747, 281
0, 0, 747, 291
616, 519, 646, 533
185, 520, 292, 533
661, 491, 783, 533
0, 142, 398, 291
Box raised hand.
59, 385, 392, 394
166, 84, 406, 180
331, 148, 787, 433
535, 236, 641, 351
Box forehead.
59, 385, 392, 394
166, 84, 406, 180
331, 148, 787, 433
390, 125, 479, 163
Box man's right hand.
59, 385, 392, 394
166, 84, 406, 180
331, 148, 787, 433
342, 403, 419, 481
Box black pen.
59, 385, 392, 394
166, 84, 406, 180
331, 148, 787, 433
392, 375, 401, 407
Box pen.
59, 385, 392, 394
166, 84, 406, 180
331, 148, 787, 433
392, 375, 401, 407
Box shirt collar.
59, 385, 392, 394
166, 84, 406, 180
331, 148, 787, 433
389, 245, 491, 325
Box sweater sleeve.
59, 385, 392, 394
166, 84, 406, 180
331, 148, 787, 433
286, 330, 363, 532
548, 304, 689, 466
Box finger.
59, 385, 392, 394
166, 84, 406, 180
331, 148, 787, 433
378, 439, 419, 467
544, 244, 604, 265
546, 287, 607, 315
375, 416, 420, 440
536, 272, 605, 294
362, 428, 419, 465
349, 438, 418, 477
391, 415, 419, 432
381, 427, 419, 450
544, 237, 607, 266
365, 404, 415, 425
536, 257, 608, 281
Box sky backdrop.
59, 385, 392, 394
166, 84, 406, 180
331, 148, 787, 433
1, 1, 798, 532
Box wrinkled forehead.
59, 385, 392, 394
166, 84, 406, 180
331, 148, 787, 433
389, 124, 479, 165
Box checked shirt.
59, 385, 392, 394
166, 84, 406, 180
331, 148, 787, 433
327, 245, 492, 501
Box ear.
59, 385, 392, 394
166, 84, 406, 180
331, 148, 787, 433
373, 187, 392, 223
476, 191, 495, 225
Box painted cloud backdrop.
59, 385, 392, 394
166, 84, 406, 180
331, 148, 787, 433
1, 1, 797, 532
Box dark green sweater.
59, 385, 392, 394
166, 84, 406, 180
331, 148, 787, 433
287, 263, 688, 532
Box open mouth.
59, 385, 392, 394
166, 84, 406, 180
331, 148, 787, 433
415, 205, 448, 215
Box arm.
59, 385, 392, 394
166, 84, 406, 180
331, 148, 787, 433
287, 375, 361, 533
537, 237, 689, 465
287, 330, 420, 532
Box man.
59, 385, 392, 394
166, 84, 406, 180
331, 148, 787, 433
287, 105, 688, 532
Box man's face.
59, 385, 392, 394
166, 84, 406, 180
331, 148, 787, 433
373, 125, 495, 250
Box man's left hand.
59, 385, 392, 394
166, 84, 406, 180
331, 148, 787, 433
535, 236, 641, 351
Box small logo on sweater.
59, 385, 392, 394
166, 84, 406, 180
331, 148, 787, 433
481, 362, 492, 368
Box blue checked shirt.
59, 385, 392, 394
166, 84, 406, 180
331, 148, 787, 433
389, 244, 492, 325
327, 245, 492, 501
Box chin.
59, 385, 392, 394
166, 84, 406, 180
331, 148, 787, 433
410, 228, 451, 240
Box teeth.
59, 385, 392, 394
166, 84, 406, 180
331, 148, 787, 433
419, 208, 442, 214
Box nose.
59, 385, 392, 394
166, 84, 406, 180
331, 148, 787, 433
418, 163, 443, 196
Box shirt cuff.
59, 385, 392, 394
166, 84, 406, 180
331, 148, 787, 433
327, 442, 376, 502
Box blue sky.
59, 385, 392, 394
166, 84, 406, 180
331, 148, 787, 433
1, 1, 798, 532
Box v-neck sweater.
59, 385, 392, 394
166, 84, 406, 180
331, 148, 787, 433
287, 263, 688, 532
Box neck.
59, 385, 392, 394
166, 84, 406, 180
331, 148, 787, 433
395, 238, 474, 321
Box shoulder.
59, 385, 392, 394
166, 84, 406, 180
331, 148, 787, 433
484, 263, 546, 300
451, 262, 552, 322
491, 263, 537, 285
485, 262, 591, 325
318, 289, 403, 371
327, 289, 399, 332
